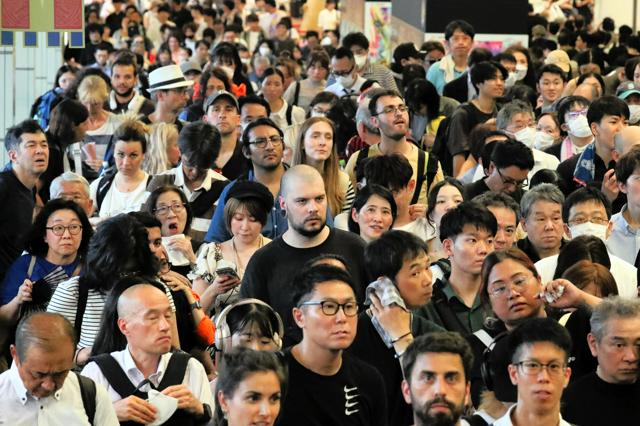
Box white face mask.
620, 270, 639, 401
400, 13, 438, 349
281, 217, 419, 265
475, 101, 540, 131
321, 36, 333, 46
513, 126, 536, 148
240, 57, 251, 65
504, 72, 518, 88
569, 222, 608, 241
220, 65, 235, 80
567, 115, 593, 138
534, 130, 556, 150
259, 46, 272, 57
337, 73, 356, 89
354, 54, 368, 69
629, 104, 640, 124
515, 63, 528, 81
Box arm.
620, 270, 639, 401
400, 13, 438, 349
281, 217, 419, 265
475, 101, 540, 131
0, 279, 32, 324
204, 183, 232, 242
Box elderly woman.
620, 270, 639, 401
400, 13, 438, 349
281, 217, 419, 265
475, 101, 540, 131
0, 199, 92, 325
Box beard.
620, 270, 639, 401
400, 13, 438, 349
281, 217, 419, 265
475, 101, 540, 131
290, 215, 326, 237
115, 86, 135, 98
414, 397, 464, 426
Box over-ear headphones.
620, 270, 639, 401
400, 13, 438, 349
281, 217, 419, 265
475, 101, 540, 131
214, 298, 284, 352
480, 331, 508, 392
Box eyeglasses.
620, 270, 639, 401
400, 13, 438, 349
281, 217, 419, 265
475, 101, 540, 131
488, 274, 533, 298
46, 224, 83, 236
568, 217, 609, 226
331, 64, 354, 77
514, 360, 567, 376
154, 203, 186, 216
299, 300, 359, 317
249, 135, 284, 149
497, 168, 528, 188
372, 104, 409, 116
567, 109, 588, 120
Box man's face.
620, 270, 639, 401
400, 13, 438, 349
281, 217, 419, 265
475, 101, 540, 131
119, 287, 173, 355
592, 114, 628, 150
10, 132, 49, 177
508, 342, 571, 413
537, 72, 564, 104
206, 99, 240, 136
443, 225, 495, 275
477, 71, 505, 99
372, 95, 409, 141
588, 317, 640, 384
11, 340, 74, 398
620, 168, 640, 209
243, 125, 283, 170
240, 104, 269, 131
522, 201, 564, 255
331, 56, 355, 80
181, 154, 209, 183
487, 165, 529, 195
261, 74, 284, 101
402, 352, 469, 426
566, 200, 610, 239
293, 281, 358, 351
447, 29, 473, 58
88, 30, 102, 44
55, 181, 94, 217
111, 64, 137, 97
505, 112, 533, 134
488, 206, 517, 251
280, 174, 327, 237
159, 87, 189, 113
395, 252, 433, 309
95, 49, 109, 66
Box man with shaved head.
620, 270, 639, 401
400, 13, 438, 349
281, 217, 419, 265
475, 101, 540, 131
81, 283, 214, 425
241, 164, 367, 346
613, 125, 640, 160
0, 312, 118, 424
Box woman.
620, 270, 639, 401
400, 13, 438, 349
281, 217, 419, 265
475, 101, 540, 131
47, 213, 159, 365
142, 122, 180, 175
89, 119, 151, 217
215, 348, 286, 426
284, 50, 330, 111
0, 199, 92, 325
31, 64, 78, 128
562, 260, 618, 298
166, 30, 184, 64
292, 117, 354, 216
535, 112, 562, 151
192, 181, 273, 316
212, 42, 255, 97
180, 67, 233, 122
504, 45, 537, 91
347, 184, 397, 243
426, 178, 464, 262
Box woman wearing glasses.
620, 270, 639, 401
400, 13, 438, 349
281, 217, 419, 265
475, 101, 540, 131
0, 199, 92, 326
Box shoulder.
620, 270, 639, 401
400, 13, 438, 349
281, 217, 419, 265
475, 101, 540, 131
330, 228, 365, 247
342, 353, 385, 385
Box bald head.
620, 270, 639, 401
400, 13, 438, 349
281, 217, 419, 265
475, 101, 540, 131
117, 283, 167, 320
614, 126, 640, 157
15, 312, 75, 360
572, 83, 597, 102
281, 164, 325, 198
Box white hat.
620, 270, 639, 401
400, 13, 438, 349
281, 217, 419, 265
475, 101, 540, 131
148, 64, 194, 92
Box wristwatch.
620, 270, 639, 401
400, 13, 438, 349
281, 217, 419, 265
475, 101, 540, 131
190, 300, 202, 310
195, 403, 212, 424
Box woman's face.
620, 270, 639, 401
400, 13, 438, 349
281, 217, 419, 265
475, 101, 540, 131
303, 121, 333, 163
58, 72, 76, 91
351, 194, 394, 242
166, 134, 181, 167
114, 141, 144, 177
74, 118, 90, 141
218, 370, 281, 426
536, 114, 561, 141
429, 184, 463, 226
44, 209, 83, 261
512, 50, 528, 67
155, 190, 187, 236
206, 75, 227, 97
230, 323, 278, 351
307, 63, 328, 82
158, 51, 171, 64
310, 102, 332, 117
262, 74, 284, 101
168, 36, 180, 51
230, 206, 263, 245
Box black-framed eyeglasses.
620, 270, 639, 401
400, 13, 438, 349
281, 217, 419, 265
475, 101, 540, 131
46, 224, 83, 236
154, 203, 186, 216
299, 300, 359, 317
514, 360, 567, 376
331, 64, 354, 77
372, 104, 409, 116
497, 168, 528, 188
249, 135, 284, 149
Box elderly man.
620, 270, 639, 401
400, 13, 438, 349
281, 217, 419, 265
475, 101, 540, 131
0, 312, 117, 425
50, 171, 94, 218
613, 125, 640, 160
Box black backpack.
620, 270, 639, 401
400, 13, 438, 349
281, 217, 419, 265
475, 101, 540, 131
76, 372, 97, 425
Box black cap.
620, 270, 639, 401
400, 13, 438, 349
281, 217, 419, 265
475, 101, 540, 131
226, 181, 274, 212
393, 43, 421, 63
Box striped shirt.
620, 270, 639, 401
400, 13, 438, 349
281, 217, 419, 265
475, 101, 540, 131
361, 63, 399, 92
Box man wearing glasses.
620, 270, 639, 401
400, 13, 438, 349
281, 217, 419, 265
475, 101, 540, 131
277, 264, 387, 426
143, 64, 193, 130
325, 47, 370, 97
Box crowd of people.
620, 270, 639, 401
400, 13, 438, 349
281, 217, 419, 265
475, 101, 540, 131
1, 0, 640, 425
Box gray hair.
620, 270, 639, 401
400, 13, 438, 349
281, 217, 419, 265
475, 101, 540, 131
496, 100, 534, 131
50, 171, 91, 199
520, 183, 565, 220
590, 297, 640, 342
355, 105, 378, 133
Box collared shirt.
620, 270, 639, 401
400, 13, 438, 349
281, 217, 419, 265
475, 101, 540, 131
325, 75, 369, 97
81, 346, 214, 409
607, 204, 640, 265
0, 363, 118, 426
493, 403, 571, 426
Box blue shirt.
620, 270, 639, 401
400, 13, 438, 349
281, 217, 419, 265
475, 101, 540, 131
426, 60, 465, 95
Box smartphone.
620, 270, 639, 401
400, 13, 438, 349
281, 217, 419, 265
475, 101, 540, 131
216, 267, 239, 279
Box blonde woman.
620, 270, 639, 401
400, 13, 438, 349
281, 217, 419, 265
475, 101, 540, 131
292, 116, 355, 216
143, 122, 181, 175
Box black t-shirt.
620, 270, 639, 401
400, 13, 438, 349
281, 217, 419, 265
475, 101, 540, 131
562, 372, 640, 425
277, 349, 388, 426
348, 313, 443, 426
447, 102, 497, 157
0, 170, 35, 282
218, 140, 249, 181
240, 228, 366, 347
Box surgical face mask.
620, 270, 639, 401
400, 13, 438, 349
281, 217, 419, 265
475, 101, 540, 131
337, 73, 356, 89
567, 115, 593, 138
569, 222, 608, 241
259, 46, 272, 57
220, 65, 235, 80
629, 104, 640, 125
240, 57, 251, 65
504, 72, 518, 88
321, 36, 333, 46
354, 54, 368, 69
515, 63, 528, 81
534, 130, 556, 150
513, 126, 536, 148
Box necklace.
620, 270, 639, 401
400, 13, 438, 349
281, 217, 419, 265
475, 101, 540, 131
232, 234, 264, 275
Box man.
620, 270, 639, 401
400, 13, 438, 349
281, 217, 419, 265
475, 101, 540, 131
427, 20, 475, 94
241, 165, 367, 346
612, 124, 640, 160
325, 47, 373, 97
89, 42, 112, 77
259, 0, 285, 39
0, 312, 117, 424
472, 191, 520, 251
495, 100, 560, 183
0, 120, 48, 282
463, 139, 534, 203
416, 202, 496, 335
443, 48, 493, 104
618, 87, 640, 124
345, 102, 381, 158
81, 283, 213, 424
277, 264, 387, 425
562, 297, 640, 425
609, 146, 640, 265
105, 0, 125, 35
557, 95, 629, 212
342, 32, 398, 91
517, 183, 566, 263
239, 95, 270, 133
203, 90, 247, 180
545, 95, 593, 162
143, 64, 193, 130
80, 23, 109, 66
401, 332, 474, 426
536, 64, 566, 114
170, 0, 192, 30
493, 318, 573, 425
108, 53, 155, 116
50, 171, 95, 218
345, 89, 444, 206
148, 121, 228, 241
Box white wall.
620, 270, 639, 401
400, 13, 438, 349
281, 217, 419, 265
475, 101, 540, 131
593, 0, 639, 31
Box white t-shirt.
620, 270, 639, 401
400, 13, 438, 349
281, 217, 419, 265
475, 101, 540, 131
318, 8, 341, 31
90, 172, 150, 218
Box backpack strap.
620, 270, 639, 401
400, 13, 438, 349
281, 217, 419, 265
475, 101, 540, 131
473, 329, 494, 348
26, 255, 36, 278
92, 354, 146, 399
96, 170, 117, 211
285, 103, 293, 126
75, 372, 97, 425
293, 81, 301, 106
74, 283, 89, 341
425, 151, 439, 192
411, 149, 426, 205
157, 351, 191, 390
431, 279, 470, 336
